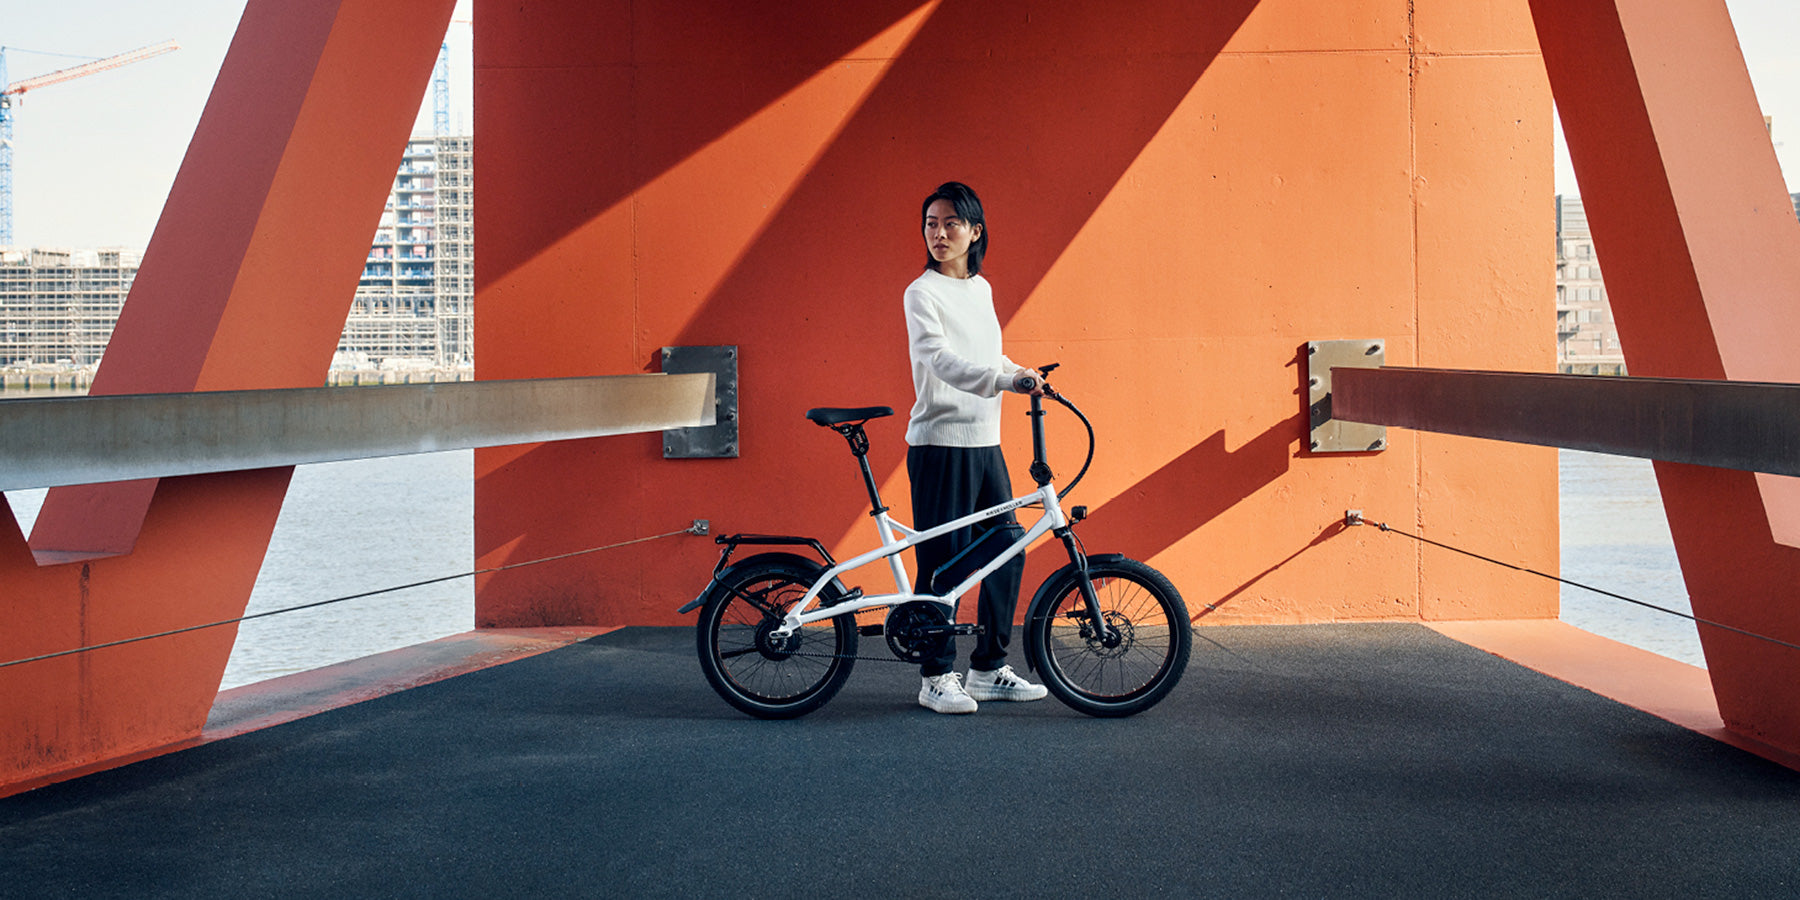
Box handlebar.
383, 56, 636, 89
1021, 364, 1092, 500
1012, 361, 1063, 396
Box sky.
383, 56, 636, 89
2, 0, 471, 250
0, 1, 1796, 250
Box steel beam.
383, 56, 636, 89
0, 374, 715, 491
1332, 366, 1800, 477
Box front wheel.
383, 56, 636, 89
1026, 558, 1191, 717
696, 558, 858, 719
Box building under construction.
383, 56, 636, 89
0, 135, 473, 376
0, 247, 138, 367
341, 134, 473, 370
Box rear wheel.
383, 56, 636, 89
696, 558, 857, 718
1027, 558, 1190, 717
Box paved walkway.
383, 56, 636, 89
3, 624, 1798, 897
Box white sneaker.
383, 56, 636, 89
965, 665, 1048, 702
919, 672, 978, 714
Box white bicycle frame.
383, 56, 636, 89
767, 479, 1071, 639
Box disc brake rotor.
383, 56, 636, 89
1079, 610, 1135, 659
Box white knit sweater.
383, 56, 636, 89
902, 269, 1025, 447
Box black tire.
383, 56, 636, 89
1026, 558, 1190, 717
696, 558, 857, 719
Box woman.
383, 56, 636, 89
902, 181, 1048, 714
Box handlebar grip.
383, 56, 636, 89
1013, 373, 1040, 393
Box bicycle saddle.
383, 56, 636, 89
805, 406, 893, 427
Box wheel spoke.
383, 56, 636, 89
725, 583, 783, 618
699, 562, 859, 716
1031, 562, 1190, 715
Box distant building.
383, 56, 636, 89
0, 135, 473, 380
345, 135, 473, 368
0, 247, 138, 367
1555, 195, 1626, 375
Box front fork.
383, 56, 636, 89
1057, 528, 1121, 647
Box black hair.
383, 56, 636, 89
920, 181, 988, 276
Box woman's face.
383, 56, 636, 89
923, 199, 981, 276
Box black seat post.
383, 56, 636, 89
835, 424, 890, 516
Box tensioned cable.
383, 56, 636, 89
0, 525, 699, 672
1353, 513, 1800, 655
0, 47, 104, 62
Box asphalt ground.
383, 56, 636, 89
3, 624, 1799, 898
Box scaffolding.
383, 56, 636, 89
0, 247, 137, 367
0, 137, 472, 380
345, 134, 473, 368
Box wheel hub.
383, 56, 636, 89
754, 617, 800, 661
1081, 610, 1134, 657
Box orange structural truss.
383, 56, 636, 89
1531, 0, 1800, 755
8, 0, 1800, 795
0, 0, 455, 793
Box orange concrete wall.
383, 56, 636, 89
0, 0, 455, 795
472, 0, 1557, 628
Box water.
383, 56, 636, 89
1557, 449, 1703, 667
4, 447, 1702, 689
6, 451, 474, 690
218, 451, 474, 687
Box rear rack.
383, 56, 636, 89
710, 533, 839, 576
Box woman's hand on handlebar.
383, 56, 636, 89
1011, 370, 1046, 397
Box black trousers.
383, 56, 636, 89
906, 444, 1026, 677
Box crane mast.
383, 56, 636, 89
433, 42, 450, 137
0, 40, 179, 246
1, 49, 11, 247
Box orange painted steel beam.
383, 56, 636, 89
0, 0, 454, 794
1530, 0, 1800, 755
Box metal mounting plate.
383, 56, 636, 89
1307, 339, 1387, 453
663, 345, 739, 458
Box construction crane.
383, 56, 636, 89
0, 39, 179, 246
432, 41, 451, 137
432, 16, 472, 137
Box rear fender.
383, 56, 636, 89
677, 551, 852, 615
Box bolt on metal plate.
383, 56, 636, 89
663, 345, 739, 458
1306, 339, 1387, 453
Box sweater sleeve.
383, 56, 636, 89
904, 285, 1005, 398
999, 354, 1027, 387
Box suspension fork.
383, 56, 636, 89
1057, 528, 1121, 646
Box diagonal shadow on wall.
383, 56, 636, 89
474, 1, 1270, 618
658, 0, 1269, 546
473, 0, 933, 287
1023, 413, 1301, 578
